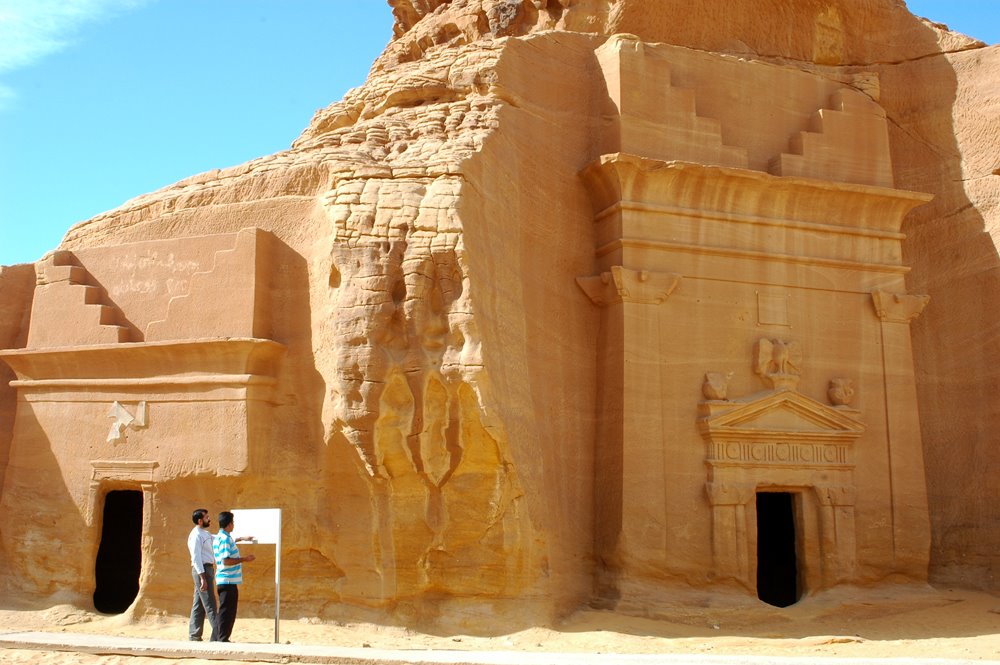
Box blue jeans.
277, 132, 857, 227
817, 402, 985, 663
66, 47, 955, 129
188, 564, 218, 641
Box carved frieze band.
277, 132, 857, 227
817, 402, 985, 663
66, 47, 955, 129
707, 441, 851, 468
871, 289, 929, 324
577, 266, 681, 306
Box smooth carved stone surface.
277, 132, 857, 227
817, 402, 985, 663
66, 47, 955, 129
0, 0, 997, 628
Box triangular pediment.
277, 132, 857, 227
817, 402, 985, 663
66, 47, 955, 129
703, 389, 864, 440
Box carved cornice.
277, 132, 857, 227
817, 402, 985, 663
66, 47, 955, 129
0, 338, 284, 381
0, 338, 285, 403
871, 289, 930, 324
579, 153, 933, 234
91, 460, 159, 482
576, 266, 681, 306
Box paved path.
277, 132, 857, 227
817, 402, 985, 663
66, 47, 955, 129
2, 631, 998, 665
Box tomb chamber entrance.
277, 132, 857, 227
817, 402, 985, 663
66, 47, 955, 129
756, 491, 800, 607
93, 489, 143, 614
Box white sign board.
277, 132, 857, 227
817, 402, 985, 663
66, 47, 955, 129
229, 508, 282, 643
231, 508, 281, 544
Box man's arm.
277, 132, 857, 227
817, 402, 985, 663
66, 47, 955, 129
221, 549, 256, 566
198, 531, 215, 591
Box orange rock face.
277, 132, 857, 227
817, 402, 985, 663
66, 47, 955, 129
0, 0, 997, 625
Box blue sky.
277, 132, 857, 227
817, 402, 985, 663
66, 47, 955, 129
0, 1, 996, 267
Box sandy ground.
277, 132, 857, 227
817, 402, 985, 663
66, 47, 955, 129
1, 584, 999, 664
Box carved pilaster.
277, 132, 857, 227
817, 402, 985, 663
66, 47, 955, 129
577, 266, 681, 306
813, 484, 858, 584
870, 290, 932, 573
871, 289, 929, 324
814, 484, 857, 507
586, 265, 681, 585
706, 482, 755, 584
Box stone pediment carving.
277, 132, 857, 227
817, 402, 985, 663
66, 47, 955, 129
700, 389, 865, 443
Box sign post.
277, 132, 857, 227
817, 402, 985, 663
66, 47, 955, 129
231, 508, 282, 643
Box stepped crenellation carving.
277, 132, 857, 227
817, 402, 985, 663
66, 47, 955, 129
768, 88, 894, 188
596, 34, 749, 169
597, 35, 896, 189
28, 250, 138, 347
595, 35, 893, 187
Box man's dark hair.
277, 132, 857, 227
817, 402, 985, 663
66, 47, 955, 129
192, 508, 209, 525
218, 511, 234, 529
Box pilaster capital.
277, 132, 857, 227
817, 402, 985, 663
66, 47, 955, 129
705, 481, 755, 506
577, 266, 680, 306
871, 289, 929, 324
814, 484, 858, 507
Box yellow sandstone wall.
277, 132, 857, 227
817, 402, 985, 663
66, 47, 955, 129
882, 45, 1000, 590
0, 263, 34, 581
0, 0, 998, 624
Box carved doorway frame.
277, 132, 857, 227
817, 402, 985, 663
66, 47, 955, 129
700, 388, 864, 595
86, 460, 159, 609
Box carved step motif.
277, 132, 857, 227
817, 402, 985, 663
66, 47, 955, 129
596, 34, 748, 169
28, 251, 137, 347
768, 88, 893, 188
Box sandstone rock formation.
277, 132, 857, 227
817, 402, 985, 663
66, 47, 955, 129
0, 0, 997, 626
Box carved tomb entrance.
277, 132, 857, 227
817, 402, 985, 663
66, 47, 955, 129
756, 491, 799, 607
94, 489, 143, 614
577, 37, 933, 606
0, 229, 284, 608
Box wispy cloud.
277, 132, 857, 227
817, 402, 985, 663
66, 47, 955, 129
0, 0, 149, 108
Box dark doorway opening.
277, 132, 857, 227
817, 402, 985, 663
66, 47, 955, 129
93, 489, 143, 614
756, 491, 799, 607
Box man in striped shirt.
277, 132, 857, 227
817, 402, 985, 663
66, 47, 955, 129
213, 511, 256, 642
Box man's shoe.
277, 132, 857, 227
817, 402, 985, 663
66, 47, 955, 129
189, 637, 203, 642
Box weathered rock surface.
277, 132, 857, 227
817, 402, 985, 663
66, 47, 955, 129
0, 264, 33, 532
0, 0, 998, 626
